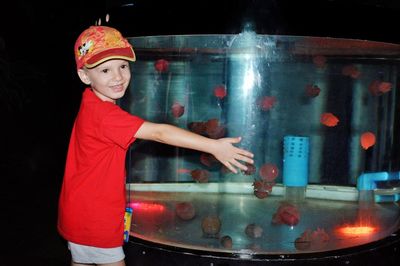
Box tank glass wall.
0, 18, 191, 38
120, 34, 400, 254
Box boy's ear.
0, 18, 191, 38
77, 69, 91, 85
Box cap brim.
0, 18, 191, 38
85, 47, 136, 68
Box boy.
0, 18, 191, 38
58, 26, 254, 266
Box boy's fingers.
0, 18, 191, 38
228, 159, 247, 172
237, 149, 254, 159
225, 163, 238, 174
237, 155, 254, 164
228, 136, 242, 144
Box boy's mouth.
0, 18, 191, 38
111, 84, 125, 92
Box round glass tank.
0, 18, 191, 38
120, 32, 400, 254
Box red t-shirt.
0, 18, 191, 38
58, 88, 144, 248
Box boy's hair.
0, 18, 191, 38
74, 26, 136, 69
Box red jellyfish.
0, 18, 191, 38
305, 84, 321, 98
187, 121, 206, 135
220, 235, 233, 249
294, 230, 312, 251
175, 202, 196, 221
213, 84, 227, 99
320, 112, 339, 127
272, 202, 300, 226
190, 169, 210, 183
342, 64, 361, 79
171, 102, 185, 118
294, 228, 329, 251
312, 55, 327, 69
360, 132, 376, 150
205, 118, 226, 139
154, 59, 169, 73
368, 80, 392, 96
245, 223, 263, 238
368, 80, 381, 96
201, 216, 221, 238
259, 163, 279, 182
200, 153, 219, 167
242, 162, 256, 175
252, 179, 274, 199
379, 81, 392, 93
258, 96, 277, 111
310, 228, 330, 247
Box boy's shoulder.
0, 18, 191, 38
80, 89, 123, 117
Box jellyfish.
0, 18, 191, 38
220, 235, 233, 249
201, 216, 221, 238
245, 223, 263, 238
272, 202, 300, 226
175, 202, 196, 221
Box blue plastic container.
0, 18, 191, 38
283, 135, 310, 187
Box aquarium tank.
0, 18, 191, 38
119, 31, 400, 255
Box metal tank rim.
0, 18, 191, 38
124, 226, 400, 265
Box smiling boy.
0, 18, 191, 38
58, 26, 254, 266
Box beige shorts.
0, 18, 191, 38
68, 241, 125, 264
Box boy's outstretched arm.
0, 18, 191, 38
134, 122, 254, 173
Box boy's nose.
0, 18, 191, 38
113, 70, 123, 80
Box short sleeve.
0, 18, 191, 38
101, 107, 145, 149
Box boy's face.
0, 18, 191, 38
77, 59, 131, 103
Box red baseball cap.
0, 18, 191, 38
74, 26, 136, 69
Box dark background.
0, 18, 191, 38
1, 0, 399, 265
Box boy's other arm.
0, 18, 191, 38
134, 122, 254, 173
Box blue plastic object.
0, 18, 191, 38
357, 171, 400, 202
283, 135, 309, 187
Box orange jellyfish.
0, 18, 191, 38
379, 81, 392, 93
368, 80, 392, 96
171, 102, 184, 118
360, 132, 376, 150
154, 59, 169, 73
320, 112, 339, 127
213, 85, 227, 99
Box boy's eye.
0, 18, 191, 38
101, 69, 109, 73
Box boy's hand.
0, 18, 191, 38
212, 137, 254, 174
